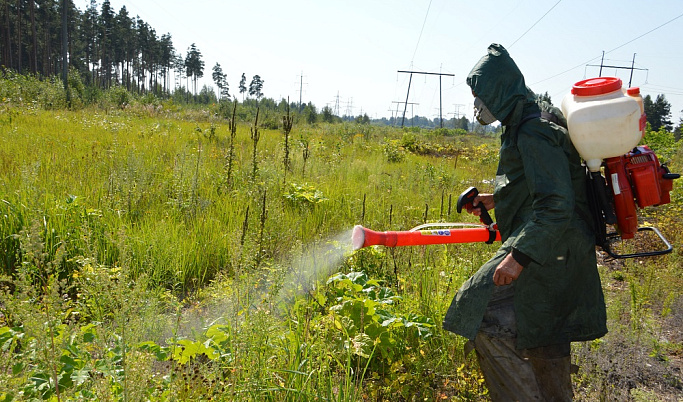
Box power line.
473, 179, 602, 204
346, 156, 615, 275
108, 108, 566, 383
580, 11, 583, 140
641, 85, 683, 97
531, 56, 602, 86
411, 0, 433, 64
532, 11, 683, 86
509, 0, 562, 48
605, 12, 683, 54
644, 83, 683, 93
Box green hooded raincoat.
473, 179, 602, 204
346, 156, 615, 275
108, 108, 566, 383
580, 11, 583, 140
442, 44, 607, 350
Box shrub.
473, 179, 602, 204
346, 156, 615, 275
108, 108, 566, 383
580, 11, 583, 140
642, 125, 679, 162
0, 71, 69, 109
432, 127, 455, 137
140, 92, 160, 107
67, 67, 86, 107
400, 133, 418, 151
105, 85, 132, 109
383, 140, 406, 163
283, 183, 328, 207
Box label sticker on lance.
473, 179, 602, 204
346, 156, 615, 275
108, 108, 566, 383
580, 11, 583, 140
420, 230, 452, 236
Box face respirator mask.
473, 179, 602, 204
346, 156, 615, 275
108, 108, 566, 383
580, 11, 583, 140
474, 97, 497, 125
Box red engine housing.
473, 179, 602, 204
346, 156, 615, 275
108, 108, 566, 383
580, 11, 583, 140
604, 146, 675, 239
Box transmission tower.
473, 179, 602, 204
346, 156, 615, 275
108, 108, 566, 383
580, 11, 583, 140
345, 98, 354, 117
453, 104, 465, 119
296, 72, 308, 111
587, 52, 648, 88
334, 91, 341, 116
397, 70, 455, 128
392, 101, 419, 126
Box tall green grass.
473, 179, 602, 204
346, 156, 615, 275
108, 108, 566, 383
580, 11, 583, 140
1, 86, 681, 400
0, 102, 500, 399
0, 106, 497, 291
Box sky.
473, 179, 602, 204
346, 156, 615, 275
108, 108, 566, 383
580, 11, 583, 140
74, 0, 683, 124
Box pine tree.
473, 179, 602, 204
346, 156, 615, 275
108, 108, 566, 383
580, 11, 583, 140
249, 74, 264, 99
159, 33, 174, 93
239, 73, 247, 100
644, 94, 673, 132
184, 43, 204, 95
99, 0, 115, 87
212, 62, 229, 99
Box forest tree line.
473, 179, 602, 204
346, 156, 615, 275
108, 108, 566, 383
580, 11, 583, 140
1, 0, 680, 134
0, 0, 206, 95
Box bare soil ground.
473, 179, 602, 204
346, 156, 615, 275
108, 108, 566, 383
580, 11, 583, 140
573, 251, 683, 401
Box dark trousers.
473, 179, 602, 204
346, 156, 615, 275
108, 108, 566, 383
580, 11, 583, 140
473, 332, 573, 401
473, 284, 573, 401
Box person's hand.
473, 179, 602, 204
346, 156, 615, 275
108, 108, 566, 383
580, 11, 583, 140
466, 193, 494, 216
493, 253, 523, 286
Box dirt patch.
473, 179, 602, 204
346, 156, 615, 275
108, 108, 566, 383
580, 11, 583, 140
574, 326, 683, 401
578, 249, 683, 400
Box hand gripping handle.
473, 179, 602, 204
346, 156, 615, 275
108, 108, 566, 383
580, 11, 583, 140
456, 187, 496, 244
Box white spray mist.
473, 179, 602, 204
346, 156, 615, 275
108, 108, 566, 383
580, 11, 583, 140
173, 228, 357, 337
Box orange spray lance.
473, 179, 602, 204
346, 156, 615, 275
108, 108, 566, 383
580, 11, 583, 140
352, 187, 501, 250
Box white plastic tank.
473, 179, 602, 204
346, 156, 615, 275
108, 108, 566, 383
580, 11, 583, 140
561, 77, 644, 172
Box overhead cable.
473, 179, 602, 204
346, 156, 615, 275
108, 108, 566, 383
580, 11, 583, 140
606, 12, 683, 54
411, 0, 434, 64
532, 11, 683, 86
509, 0, 562, 48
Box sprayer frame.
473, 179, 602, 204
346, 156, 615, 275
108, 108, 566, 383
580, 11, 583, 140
588, 166, 675, 259
602, 226, 673, 259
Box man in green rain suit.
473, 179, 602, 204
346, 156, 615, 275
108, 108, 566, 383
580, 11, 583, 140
443, 44, 607, 401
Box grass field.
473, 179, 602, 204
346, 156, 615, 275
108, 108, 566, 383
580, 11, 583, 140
1, 84, 682, 400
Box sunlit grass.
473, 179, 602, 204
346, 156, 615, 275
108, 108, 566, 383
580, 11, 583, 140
1, 97, 681, 400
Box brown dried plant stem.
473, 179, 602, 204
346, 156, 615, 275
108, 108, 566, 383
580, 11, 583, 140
361, 193, 366, 224
440, 189, 445, 221
250, 107, 261, 182
43, 282, 61, 402
448, 194, 452, 217
191, 140, 202, 218
255, 190, 268, 269
282, 98, 293, 184
235, 205, 250, 322
226, 101, 238, 188
301, 138, 310, 178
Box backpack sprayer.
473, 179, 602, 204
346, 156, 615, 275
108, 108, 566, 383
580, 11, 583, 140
562, 77, 679, 258
353, 77, 679, 259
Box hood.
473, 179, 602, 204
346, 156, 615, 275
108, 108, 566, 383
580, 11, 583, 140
467, 44, 529, 123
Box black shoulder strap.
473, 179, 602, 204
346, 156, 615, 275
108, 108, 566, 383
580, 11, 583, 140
540, 111, 567, 129
509, 112, 541, 143
518, 111, 567, 130
518, 112, 541, 128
